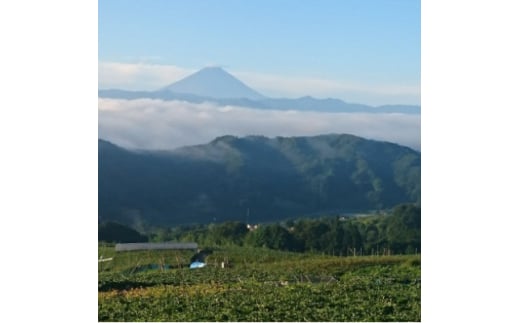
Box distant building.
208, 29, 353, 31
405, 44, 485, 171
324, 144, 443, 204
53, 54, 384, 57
247, 224, 259, 231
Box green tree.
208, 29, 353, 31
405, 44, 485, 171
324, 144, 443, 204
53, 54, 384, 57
98, 221, 148, 243
210, 221, 248, 245
385, 204, 421, 253
245, 224, 295, 251
293, 219, 331, 252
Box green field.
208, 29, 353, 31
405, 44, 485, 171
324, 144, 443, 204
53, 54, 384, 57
98, 245, 420, 321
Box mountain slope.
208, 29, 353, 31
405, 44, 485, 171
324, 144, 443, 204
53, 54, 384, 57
99, 135, 420, 226
161, 66, 265, 100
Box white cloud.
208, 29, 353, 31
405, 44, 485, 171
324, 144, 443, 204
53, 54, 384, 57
98, 61, 194, 90
99, 98, 421, 151
234, 71, 420, 105
98, 61, 420, 105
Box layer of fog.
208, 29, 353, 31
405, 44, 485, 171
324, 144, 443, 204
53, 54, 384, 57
99, 98, 420, 151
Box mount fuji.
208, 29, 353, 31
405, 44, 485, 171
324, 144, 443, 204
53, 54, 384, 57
162, 66, 265, 100
99, 67, 420, 114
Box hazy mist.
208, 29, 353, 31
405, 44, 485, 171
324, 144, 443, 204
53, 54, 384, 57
99, 98, 420, 151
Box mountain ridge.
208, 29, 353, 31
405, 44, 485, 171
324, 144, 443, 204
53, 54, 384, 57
99, 134, 420, 227
98, 67, 420, 114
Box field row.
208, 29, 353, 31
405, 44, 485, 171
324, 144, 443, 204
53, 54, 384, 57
99, 277, 420, 321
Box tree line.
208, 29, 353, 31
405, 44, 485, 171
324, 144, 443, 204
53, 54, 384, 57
100, 204, 420, 255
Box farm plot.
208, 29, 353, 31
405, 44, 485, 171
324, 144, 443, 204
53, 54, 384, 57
98, 246, 420, 321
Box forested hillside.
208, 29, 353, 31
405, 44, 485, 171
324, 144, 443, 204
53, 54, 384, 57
99, 134, 420, 226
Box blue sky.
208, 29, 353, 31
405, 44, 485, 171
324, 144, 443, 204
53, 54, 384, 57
99, 0, 420, 105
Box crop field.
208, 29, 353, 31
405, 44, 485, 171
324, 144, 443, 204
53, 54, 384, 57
98, 245, 420, 321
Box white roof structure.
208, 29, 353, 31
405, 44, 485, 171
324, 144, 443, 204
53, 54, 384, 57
115, 242, 198, 252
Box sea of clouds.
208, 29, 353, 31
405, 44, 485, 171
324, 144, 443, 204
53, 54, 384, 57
99, 98, 421, 151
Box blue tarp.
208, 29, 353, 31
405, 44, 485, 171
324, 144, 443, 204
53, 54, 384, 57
190, 261, 206, 269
